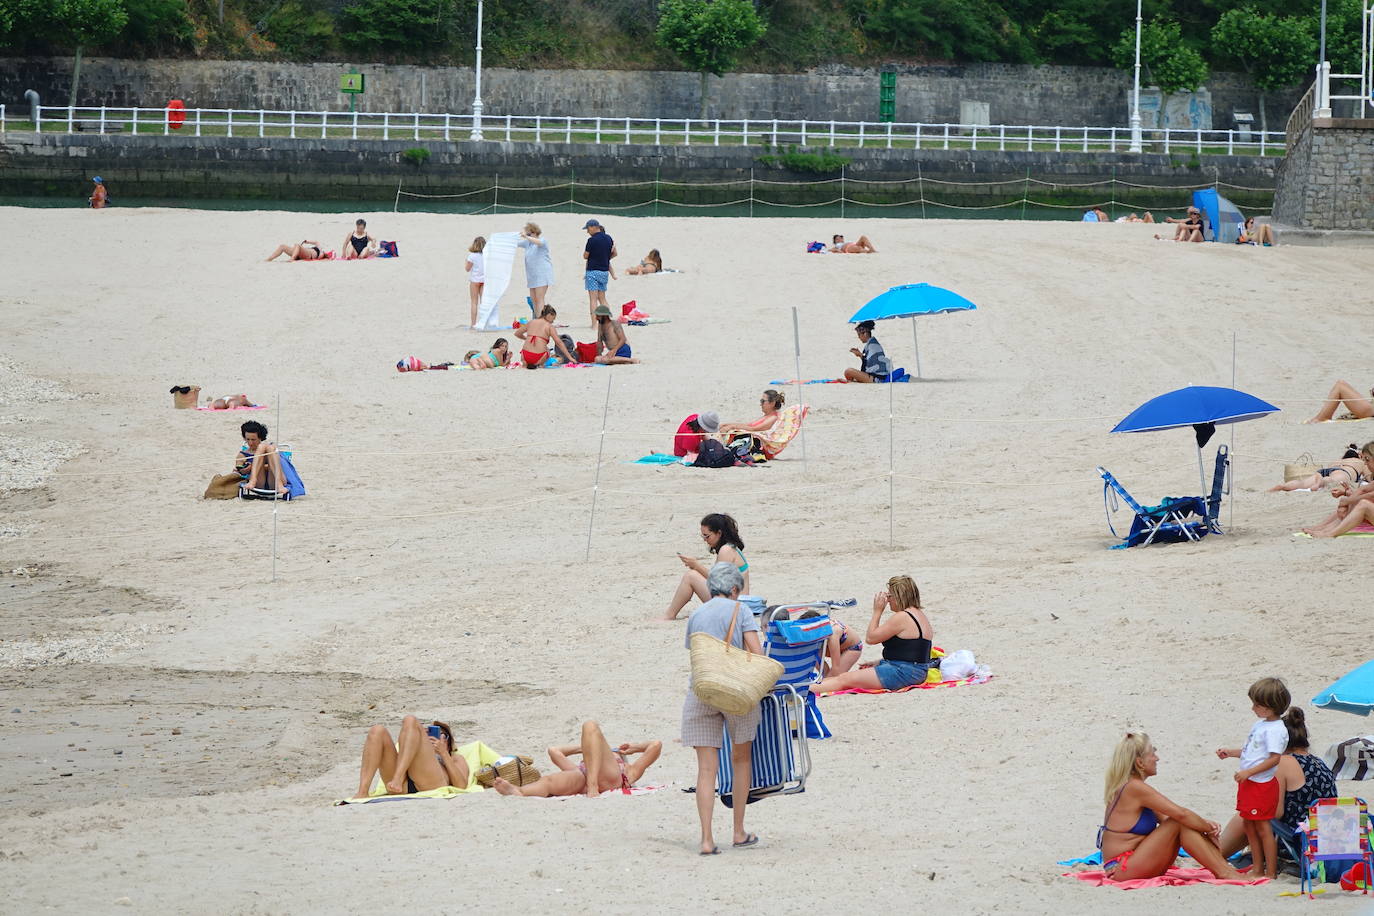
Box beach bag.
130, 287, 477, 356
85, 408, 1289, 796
1285, 452, 1320, 481
575, 341, 599, 363
378, 240, 398, 257
690, 602, 783, 716
475, 755, 542, 788
692, 439, 733, 469
806, 241, 825, 253
728, 434, 766, 464
170, 385, 201, 409
203, 473, 242, 500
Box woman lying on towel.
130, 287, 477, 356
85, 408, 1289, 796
1270, 442, 1370, 492
464, 337, 511, 369
493, 721, 662, 797
352, 715, 468, 799
265, 240, 327, 261
625, 248, 663, 275
660, 513, 750, 621
718, 389, 785, 446
1093, 732, 1245, 882
811, 576, 933, 693
1306, 379, 1374, 423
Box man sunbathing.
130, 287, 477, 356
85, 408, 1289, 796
493, 721, 661, 797
830, 234, 877, 253
236, 420, 287, 497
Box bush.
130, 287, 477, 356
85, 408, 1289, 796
122, 0, 194, 53
401, 147, 431, 165
340, 0, 454, 52
261, 0, 336, 57
757, 146, 851, 174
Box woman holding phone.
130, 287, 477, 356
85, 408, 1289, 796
659, 513, 750, 621
351, 715, 468, 799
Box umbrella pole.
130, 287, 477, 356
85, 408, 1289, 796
1196, 445, 1206, 499
792, 306, 807, 472
1230, 331, 1236, 532
910, 317, 922, 379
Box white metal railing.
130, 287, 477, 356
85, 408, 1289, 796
1315, 1, 1373, 117
0, 104, 1288, 156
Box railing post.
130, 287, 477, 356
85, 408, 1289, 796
223, 108, 230, 138
505, 113, 512, 141
565, 116, 571, 143
1196, 128, 1202, 154
829, 119, 835, 146
442, 112, 450, 142
195, 107, 201, 137
595, 116, 601, 144
164, 104, 170, 136
100, 105, 106, 134
742, 118, 749, 146
886, 121, 893, 149
1163, 128, 1170, 154
1227, 130, 1233, 155
34, 104, 41, 134
0, 103, 5, 135
1260, 131, 1266, 156
800, 120, 806, 146
1054, 125, 1061, 152
915, 123, 921, 150
714, 119, 720, 146
320, 111, 328, 139
685, 118, 691, 146
971, 125, 978, 149
413, 112, 419, 141
1082, 127, 1089, 152
655, 118, 661, 145
353, 110, 359, 140
67, 105, 75, 134
625, 116, 631, 143
858, 121, 864, 148
259, 109, 265, 138
383, 112, 389, 141
998, 124, 1005, 151
772, 118, 778, 146
290, 109, 297, 139
535, 116, 542, 144
130, 107, 137, 135
943, 123, 949, 150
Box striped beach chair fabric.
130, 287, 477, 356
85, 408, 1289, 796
715, 685, 811, 806
763, 607, 833, 740
1301, 797, 1373, 897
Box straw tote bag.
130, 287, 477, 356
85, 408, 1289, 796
1284, 452, 1320, 481
690, 602, 783, 716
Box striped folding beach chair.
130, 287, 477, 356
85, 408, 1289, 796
761, 606, 833, 740
715, 685, 812, 807
1301, 797, 1373, 898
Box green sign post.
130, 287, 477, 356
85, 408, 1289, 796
879, 71, 896, 123
340, 71, 365, 113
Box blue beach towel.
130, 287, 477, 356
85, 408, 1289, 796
630, 454, 684, 465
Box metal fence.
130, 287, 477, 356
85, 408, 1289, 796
0, 104, 1287, 157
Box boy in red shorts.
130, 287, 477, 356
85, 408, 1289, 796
1216, 677, 1290, 879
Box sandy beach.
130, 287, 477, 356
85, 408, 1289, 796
2, 207, 1373, 913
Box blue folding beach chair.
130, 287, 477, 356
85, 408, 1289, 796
716, 685, 812, 807
1098, 445, 1228, 548
761, 605, 833, 740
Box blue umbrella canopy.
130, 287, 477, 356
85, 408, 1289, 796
1313, 660, 1374, 716
1112, 386, 1279, 435
848, 283, 978, 323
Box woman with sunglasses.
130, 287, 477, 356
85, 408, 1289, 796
659, 513, 750, 621
718, 389, 785, 440
350, 715, 468, 799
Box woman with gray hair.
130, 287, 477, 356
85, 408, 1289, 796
682, 561, 765, 855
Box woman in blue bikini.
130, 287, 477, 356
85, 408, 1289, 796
1096, 732, 1244, 881
660, 513, 749, 620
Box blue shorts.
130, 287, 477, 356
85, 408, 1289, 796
584, 270, 609, 292
874, 658, 929, 690
615, 343, 631, 358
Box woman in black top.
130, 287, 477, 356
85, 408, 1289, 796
811, 575, 932, 693
843, 320, 891, 383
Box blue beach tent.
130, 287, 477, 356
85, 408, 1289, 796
1191, 188, 1245, 243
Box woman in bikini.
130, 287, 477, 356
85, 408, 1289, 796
466, 338, 510, 370
660, 513, 750, 621
811, 576, 932, 693
493, 721, 661, 798
265, 240, 325, 261
341, 219, 377, 259
1270, 442, 1370, 492
513, 306, 578, 369
1094, 731, 1244, 882
350, 715, 468, 799
718, 390, 785, 450
823, 617, 865, 676
625, 248, 663, 275
1301, 445, 1374, 536
1307, 379, 1374, 423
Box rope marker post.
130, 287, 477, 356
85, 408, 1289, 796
791, 307, 807, 472
393, 179, 402, 213
888, 373, 895, 547
272, 391, 281, 583
584, 373, 613, 562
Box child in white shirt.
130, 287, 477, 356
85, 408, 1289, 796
1216, 677, 1290, 879
466, 236, 486, 328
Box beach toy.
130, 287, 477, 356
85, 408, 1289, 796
1341, 861, 1368, 891
396, 356, 424, 372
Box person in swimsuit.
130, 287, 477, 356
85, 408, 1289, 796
341, 219, 377, 260
1307, 380, 1374, 423
625, 248, 663, 275
822, 618, 865, 677
350, 715, 468, 799
843, 320, 891, 383
660, 513, 750, 620
1156, 207, 1206, 243
89, 176, 108, 209
591, 305, 640, 365
1094, 731, 1244, 881
811, 576, 932, 693
718, 390, 785, 449
465, 338, 510, 369
1270, 442, 1371, 492
492, 721, 662, 797
209, 394, 256, 410
829, 234, 877, 253
265, 240, 325, 261
235, 420, 288, 497
514, 306, 578, 369
1302, 445, 1374, 537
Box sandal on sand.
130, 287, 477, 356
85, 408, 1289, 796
699, 847, 721, 856
732, 834, 759, 849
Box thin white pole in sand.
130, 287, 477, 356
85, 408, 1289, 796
393, 179, 401, 213
272, 391, 280, 583
585, 373, 613, 562
888, 372, 895, 547
1230, 331, 1236, 531
791, 307, 806, 472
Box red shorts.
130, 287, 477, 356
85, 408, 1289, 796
1236, 777, 1280, 820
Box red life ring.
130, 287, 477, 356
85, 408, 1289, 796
167, 99, 186, 129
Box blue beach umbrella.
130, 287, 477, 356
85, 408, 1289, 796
848, 283, 978, 379
1111, 385, 1280, 493
1313, 660, 1374, 716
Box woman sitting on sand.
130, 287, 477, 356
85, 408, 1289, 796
1307, 379, 1374, 423
351, 715, 468, 799
265, 240, 327, 261
843, 320, 891, 383
811, 576, 932, 693
661, 513, 749, 621
625, 249, 663, 275
493, 721, 661, 797
1270, 442, 1370, 492
514, 306, 578, 369
464, 338, 510, 370
1302, 473, 1374, 538
1237, 216, 1276, 247
1091, 731, 1246, 882
718, 390, 785, 446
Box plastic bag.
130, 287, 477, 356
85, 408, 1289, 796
939, 649, 977, 680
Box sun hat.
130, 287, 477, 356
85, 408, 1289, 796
593, 304, 612, 318
92, 176, 103, 183
697, 411, 720, 433
582, 218, 601, 229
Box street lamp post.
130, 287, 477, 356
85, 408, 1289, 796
1129, 0, 1143, 153
470, 0, 484, 140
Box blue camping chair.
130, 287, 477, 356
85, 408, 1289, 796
715, 685, 811, 807
761, 606, 833, 740
1098, 445, 1228, 548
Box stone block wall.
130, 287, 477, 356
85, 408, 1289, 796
1273, 119, 1374, 229
0, 57, 1297, 130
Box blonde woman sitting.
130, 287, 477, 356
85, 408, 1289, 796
812, 576, 932, 694
625, 249, 663, 275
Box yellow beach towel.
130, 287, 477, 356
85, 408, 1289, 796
334, 740, 502, 805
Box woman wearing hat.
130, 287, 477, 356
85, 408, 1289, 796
591, 305, 638, 365
673, 411, 720, 458
89, 177, 107, 209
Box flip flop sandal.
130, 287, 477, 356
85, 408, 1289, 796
732, 834, 760, 849
699, 847, 721, 856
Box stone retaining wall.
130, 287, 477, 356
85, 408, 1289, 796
1273, 118, 1374, 230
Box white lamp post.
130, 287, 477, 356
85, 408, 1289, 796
469, 0, 484, 140
1129, 0, 1143, 152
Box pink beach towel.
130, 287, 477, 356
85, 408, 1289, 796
1068, 866, 1269, 889
195, 405, 268, 412
820, 674, 992, 697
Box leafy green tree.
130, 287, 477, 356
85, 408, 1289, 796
856, 0, 1033, 62
122, 0, 192, 53
656, 0, 767, 118
1211, 7, 1315, 131
1111, 18, 1208, 124
42, 0, 129, 104
1027, 0, 1167, 66
1323, 0, 1367, 77
262, 0, 336, 58
339, 0, 454, 52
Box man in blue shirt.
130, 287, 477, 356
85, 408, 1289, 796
582, 218, 616, 327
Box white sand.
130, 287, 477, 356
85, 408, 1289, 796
2, 207, 1372, 913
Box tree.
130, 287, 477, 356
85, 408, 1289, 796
1211, 7, 1315, 132
853, 0, 1032, 62
44, 0, 129, 104
122, 0, 193, 54
656, 0, 767, 119
339, 0, 454, 52
1111, 18, 1208, 126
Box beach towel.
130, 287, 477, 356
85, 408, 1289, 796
631, 454, 685, 465
1067, 867, 1268, 889
1293, 525, 1374, 538
819, 674, 992, 697
769, 371, 909, 385
475, 232, 519, 331
333, 740, 501, 805
758, 405, 809, 459
627, 318, 671, 326
546, 784, 665, 799
195, 405, 268, 411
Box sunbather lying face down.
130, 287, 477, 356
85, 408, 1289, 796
492, 721, 661, 797
351, 715, 466, 799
